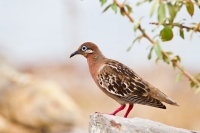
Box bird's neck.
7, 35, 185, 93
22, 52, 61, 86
87, 53, 105, 66
87, 53, 105, 78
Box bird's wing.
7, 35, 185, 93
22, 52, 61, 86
97, 60, 166, 109
97, 60, 150, 97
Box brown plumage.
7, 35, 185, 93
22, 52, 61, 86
70, 42, 179, 118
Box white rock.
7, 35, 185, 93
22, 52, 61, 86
89, 113, 200, 133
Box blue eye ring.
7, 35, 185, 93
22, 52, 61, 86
81, 46, 87, 51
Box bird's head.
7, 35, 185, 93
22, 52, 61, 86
70, 42, 102, 58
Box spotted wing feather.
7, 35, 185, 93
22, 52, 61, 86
97, 60, 166, 109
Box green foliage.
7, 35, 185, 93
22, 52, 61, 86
174, 1, 183, 12
173, 55, 181, 63
111, 3, 117, 13
157, 3, 166, 24
102, 4, 111, 13
153, 41, 162, 59
127, 35, 143, 51
175, 73, 182, 83
185, 1, 194, 16
99, 0, 200, 93
150, 0, 158, 17
136, 0, 151, 6
191, 73, 200, 92
179, 29, 184, 39
160, 26, 173, 41
190, 81, 196, 88
148, 47, 154, 60
167, 3, 176, 23
125, 4, 133, 14
195, 86, 200, 94
100, 0, 107, 6
163, 55, 171, 64
134, 20, 140, 31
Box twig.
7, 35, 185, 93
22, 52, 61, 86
113, 0, 199, 86
150, 22, 200, 32
113, 0, 134, 22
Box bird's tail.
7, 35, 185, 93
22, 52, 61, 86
157, 91, 179, 106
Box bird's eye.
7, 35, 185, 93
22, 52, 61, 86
81, 46, 87, 51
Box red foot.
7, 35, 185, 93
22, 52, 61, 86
124, 104, 134, 118
95, 105, 126, 115
109, 105, 126, 116
95, 104, 134, 118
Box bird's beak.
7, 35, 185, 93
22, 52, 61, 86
70, 50, 79, 58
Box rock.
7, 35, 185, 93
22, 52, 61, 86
89, 113, 199, 133
0, 60, 81, 132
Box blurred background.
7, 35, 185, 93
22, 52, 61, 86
0, 0, 200, 132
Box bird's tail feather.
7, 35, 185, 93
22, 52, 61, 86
157, 92, 179, 106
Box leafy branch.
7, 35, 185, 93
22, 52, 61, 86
150, 22, 200, 33
99, 0, 200, 93
150, 22, 200, 40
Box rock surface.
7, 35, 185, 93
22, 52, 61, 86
89, 113, 200, 133
0, 60, 81, 133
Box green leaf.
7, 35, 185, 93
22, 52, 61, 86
100, 0, 107, 6
180, 29, 184, 39
195, 73, 200, 79
160, 26, 173, 41
137, 35, 143, 43
154, 41, 163, 59
158, 3, 166, 24
175, 73, 182, 82
148, 47, 154, 60
166, 51, 173, 55
180, 66, 184, 72
125, 4, 133, 14
172, 62, 176, 69
186, 1, 194, 16
102, 4, 111, 13
167, 3, 176, 22
150, 0, 158, 17
127, 38, 138, 52
127, 46, 132, 52
120, 9, 125, 16
136, 0, 148, 6
174, 2, 183, 12
127, 36, 142, 51
190, 81, 195, 88
155, 57, 160, 64
195, 86, 200, 94
134, 20, 140, 32
173, 55, 181, 63
176, 55, 181, 62
163, 56, 171, 64
111, 3, 117, 13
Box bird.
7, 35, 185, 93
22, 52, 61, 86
70, 42, 179, 118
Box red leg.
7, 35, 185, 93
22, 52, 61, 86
109, 105, 126, 116
124, 104, 134, 118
